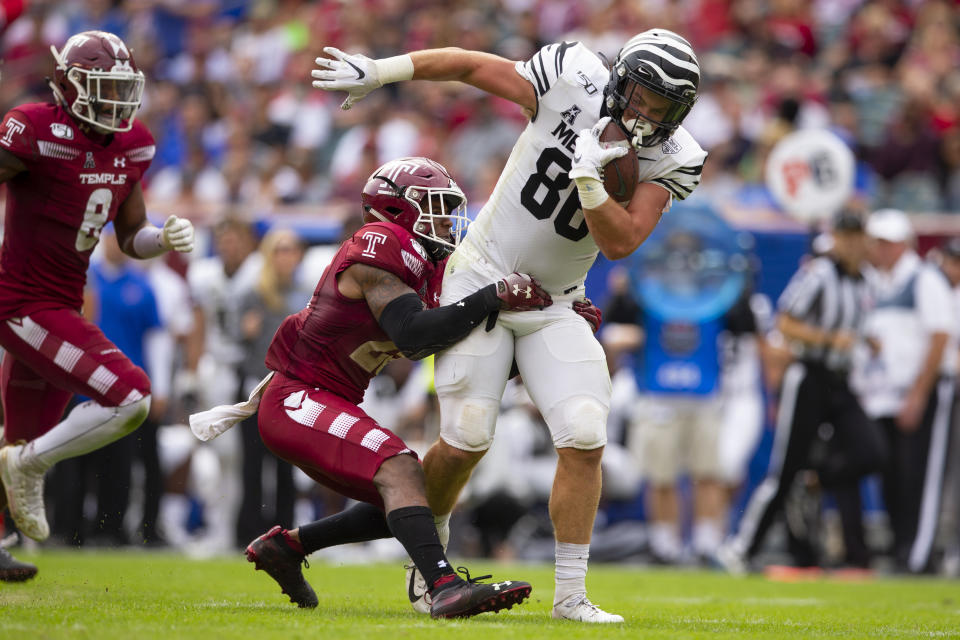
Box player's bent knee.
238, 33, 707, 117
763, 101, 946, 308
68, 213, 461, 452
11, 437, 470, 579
550, 396, 608, 450
102, 365, 152, 408
125, 366, 152, 399
114, 394, 151, 437
440, 397, 498, 451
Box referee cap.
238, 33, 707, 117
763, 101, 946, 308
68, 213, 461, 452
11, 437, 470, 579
866, 208, 913, 243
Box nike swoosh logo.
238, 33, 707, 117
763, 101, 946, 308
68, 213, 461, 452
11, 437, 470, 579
408, 570, 424, 603
344, 59, 365, 80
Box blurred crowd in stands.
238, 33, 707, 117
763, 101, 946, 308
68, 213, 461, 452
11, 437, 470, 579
2, 0, 959, 221
2, 0, 960, 574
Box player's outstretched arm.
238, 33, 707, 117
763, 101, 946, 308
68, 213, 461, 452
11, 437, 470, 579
340, 263, 550, 359
312, 47, 535, 113
114, 183, 195, 259
0, 148, 26, 184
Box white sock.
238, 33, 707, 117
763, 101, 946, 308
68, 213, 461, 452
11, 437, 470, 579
649, 522, 682, 561
692, 519, 724, 557
554, 541, 589, 607
434, 513, 450, 550
21, 397, 149, 470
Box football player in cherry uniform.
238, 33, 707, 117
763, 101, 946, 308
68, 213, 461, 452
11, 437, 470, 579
233, 157, 551, 618
0, 31, 194, 559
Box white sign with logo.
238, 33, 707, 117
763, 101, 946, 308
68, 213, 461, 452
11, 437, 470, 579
765, 129, 855, 222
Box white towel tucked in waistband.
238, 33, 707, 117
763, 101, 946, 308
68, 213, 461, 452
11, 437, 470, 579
189, 371, 274, 441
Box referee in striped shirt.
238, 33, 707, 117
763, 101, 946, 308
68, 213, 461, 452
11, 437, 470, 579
718, 209, 888, 572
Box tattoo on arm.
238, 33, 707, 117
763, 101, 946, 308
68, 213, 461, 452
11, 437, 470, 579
353, 263, 422, 320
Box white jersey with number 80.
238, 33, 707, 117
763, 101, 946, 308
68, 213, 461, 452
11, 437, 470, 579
449, 41, 706, 295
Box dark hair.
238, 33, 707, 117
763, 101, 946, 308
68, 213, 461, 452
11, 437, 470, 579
832, 209, 865, 233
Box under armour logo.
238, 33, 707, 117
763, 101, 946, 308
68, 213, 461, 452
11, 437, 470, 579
114, 156, 126, 168
512, 284, 533, 299
437, 560, 448, 568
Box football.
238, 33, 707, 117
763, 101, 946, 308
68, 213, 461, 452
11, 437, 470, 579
599, 120, 639, 205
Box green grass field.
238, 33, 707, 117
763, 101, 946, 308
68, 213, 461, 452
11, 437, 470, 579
2, 551, 959, 639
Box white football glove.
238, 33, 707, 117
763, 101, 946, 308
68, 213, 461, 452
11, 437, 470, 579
162, 215, 194, 253
311, 47, 382, 110
568, 116, 629, 182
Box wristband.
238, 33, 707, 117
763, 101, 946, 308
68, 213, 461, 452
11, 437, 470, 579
573, 176, 610, 210
374, 54, 414, 84
132, 225, 167, 258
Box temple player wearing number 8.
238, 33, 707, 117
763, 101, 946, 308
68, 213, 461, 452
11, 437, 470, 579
312, 29, 706, 622
0, 30, 194, 573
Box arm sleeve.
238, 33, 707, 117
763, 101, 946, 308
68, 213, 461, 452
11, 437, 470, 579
378, 288, 500, 359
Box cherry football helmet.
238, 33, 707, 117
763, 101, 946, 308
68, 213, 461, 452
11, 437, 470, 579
361, 157, 469, 261
49, 31, 145, 133
604, 29, 700, 149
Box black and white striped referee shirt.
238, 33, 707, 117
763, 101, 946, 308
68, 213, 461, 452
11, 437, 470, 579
777, 256, 870, 371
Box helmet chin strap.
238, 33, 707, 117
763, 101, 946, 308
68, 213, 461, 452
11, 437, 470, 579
419, 236, 450, 263
365, 207, 392, 225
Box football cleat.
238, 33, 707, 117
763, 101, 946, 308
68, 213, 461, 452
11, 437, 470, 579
429, 567, 532, 619
405, 562, 431, 614
246, 525, 318, 608
0, 542, 37, 582
552, 595, 624, 623
0, 444, 49, 542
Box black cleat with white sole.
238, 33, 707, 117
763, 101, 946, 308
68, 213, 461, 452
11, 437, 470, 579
246, 525, 318, 608
430, 567, 532, 619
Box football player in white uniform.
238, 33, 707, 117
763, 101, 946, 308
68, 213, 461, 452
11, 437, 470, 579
313, 29, 707, 623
